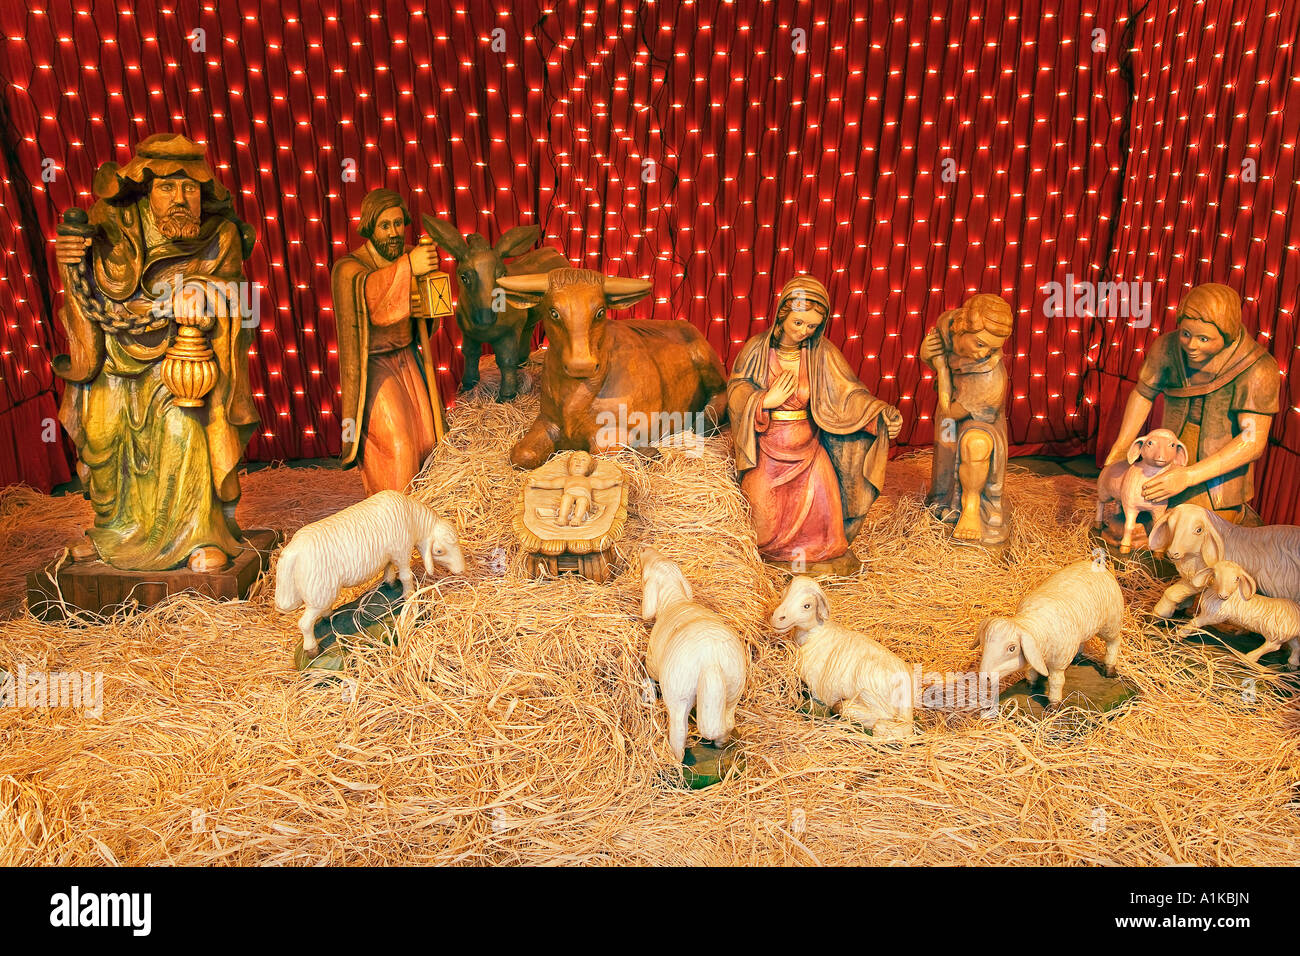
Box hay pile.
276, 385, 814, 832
2, 361, 1298, 865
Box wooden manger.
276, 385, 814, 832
513, 451, 629, 584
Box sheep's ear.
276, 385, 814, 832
1127, 437, 1146, 465
814, 590, 830, 624
1020, 629, 1049, 677
969, 621, 987, 650
1202, 523, 1224, 567
1238, 571, 1257, 602
1173, 440, 1189, 467
1148, 510, 1174, 552
1189, 566, 1214, 589
641, 577, 660, 621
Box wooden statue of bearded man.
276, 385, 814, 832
332, 188, 443, 494
53, 133, 258, 573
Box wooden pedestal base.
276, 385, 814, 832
526, 548, 618, 584
928, 501, 1013, 561
766, 551, 862, 577
1161, 619, 1300, 675
25, 528, 281, 621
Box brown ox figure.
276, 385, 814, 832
498, 269, 728, 469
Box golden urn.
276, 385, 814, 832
161, 325, 218, 408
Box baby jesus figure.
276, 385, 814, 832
526, 451, 621, 527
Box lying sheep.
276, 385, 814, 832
640, 547, 747, 762
1094, 428, 1186, 553
1148, 504, 1300, 618
770, 576, 913, 739
275, 490, 466, 656
1181, 561, 1300, 668
974, 559, 1124, 706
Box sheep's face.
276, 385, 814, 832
1127, 428, 1187, 468
1149, 504, 1221, 565
770, 577, 827, 641
423, 519, 466, 575
1207, 561, 1255, 601
975, 618, 1029, 680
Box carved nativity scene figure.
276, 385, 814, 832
727, 275, 904, 576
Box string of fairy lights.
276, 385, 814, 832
0, 1, 1296, 521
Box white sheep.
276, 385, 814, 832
770, 576, 914, 739
640, 547, 747, 762
1181, 561, 1300, 669
275, 490, 466, 655
974, 559, 1125, 706
1148, 504, 1300, 618
1094, 428, 1186, 553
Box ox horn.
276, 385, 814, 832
603, 276, 652, 296
496, 273, 551, 294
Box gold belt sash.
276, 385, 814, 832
770, 409, 808, 421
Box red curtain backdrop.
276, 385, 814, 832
0, 1, 1296, 521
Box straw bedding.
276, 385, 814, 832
1, 360, 1298, 865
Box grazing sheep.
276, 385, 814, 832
640, 547, 747, 762
1094, 428, 1187, 553
1148, 504, 1300, 618
1182, 561, 1300, 669
974, 559, 1125, 706
770, 576, 914, 739
275, 490, 466, 655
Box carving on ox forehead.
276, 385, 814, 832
498, 270, 652, 300
548, 269, 652, 297
548, 268, 607, 290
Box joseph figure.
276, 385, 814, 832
1102, 282, 1279, 541
333, 189, 442, 493
53, 133, 258, 572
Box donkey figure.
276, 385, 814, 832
423, 216, 568, 401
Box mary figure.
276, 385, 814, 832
727, 275, 903, 574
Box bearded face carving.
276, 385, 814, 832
365, 203, 409, 262
149, 175, 203, 240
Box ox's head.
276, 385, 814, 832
497, 268, 652, 379
423, 215, 541, 328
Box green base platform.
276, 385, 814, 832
1086, 527, 1179, 579
1155, 618, 1300, 679
293, 580, 406, 671
682, 737, 744, 790
1000, 658, 1137, 718
795, 690, 920, 737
